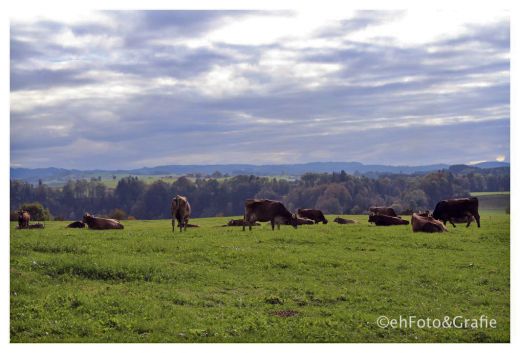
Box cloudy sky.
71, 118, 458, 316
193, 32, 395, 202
10, 10, 509, 169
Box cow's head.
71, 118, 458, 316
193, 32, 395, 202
368, 214, 375, 223
83, 213, 93, 223
322, 217, 329, 224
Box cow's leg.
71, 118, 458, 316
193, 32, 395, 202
277, 223, 281, 230
249, 215, 256, 231
475, 212, 481, 228
465, 214, 472, 228
448, 218, 456, 228
271, 220, 275, 231
172, 217, 175, 233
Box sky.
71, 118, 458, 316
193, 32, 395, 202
10, 9, 510, 169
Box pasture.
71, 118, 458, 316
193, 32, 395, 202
10, 212, 509, 343
470, 192, 510, 212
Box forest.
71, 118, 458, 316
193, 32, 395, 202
10, 167, 510, 220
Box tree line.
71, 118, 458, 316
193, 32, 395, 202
10, 168, 509, 220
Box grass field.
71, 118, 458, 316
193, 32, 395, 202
470, 192, 510, 212
10, 212, 509, 343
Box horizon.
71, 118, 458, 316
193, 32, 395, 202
10, 10, 510, 169
9, 159, 510, 172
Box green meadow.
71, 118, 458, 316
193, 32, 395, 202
10, 212, 509, 343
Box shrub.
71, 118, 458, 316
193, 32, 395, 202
109, 208, 127, 220
20, 202, 52, 221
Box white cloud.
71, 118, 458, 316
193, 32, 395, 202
345, 9, 508, 45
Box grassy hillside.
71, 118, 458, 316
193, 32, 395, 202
11, 213, 509, 343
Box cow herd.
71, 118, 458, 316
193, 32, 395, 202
166, 195, 480, 234
15, 195, 481, 234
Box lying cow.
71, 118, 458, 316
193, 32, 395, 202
411, 212, 447, 233
67, 221, 85, 228
171, 195, 191, 232
243, 199, 298, 231
295, 217, 315, 225
18, 210, 30, 229
432, 197, 480, 228
27, 223, 45, 229
368, 214, 409, 226
333, 217, 357, 224
296, 208, 328, 224
225, 219, 260, 227
369, 207, 398, 218
83, 213, 124, 230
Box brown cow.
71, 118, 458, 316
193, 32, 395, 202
432, 197, 480, 228
179, 223, 199, 228
333, 217, 357, 224
368, 207, 398, 217
296, 208, 328, 224
18, 210, 30, 229
243, 199, 298, 231
67, 221, 85, 228
171, 195, 191, 232
295, 216, 315, 225
452, 215, 476, 225
225, 219, 260, 227
411, 213, 447, 233
83, 213, 124, 230
368, 214, 409, 226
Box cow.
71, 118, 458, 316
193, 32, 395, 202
333, 217, 357, 224
296, 208, 328, 224
225, 219, 260, 227
295, 216, 315, 225
368, 207, 398, 217
432, 197, 480, 228
171, 195, 191, 232
82, 213, 124, 230
243, 199, 298, 231
27, 223, 45, 229
18, 210, 30, 229
411, 212, 447, 233
67, 221, 85, 228
452, 215, 476, 225
368, 214, 409, 226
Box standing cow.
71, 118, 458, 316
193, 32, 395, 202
171, 195, 191, 232
297, 208, 328, 224
432, 197, 480, 228
243, 199, 298, 231
18, 210, 30, 229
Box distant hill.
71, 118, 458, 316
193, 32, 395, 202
472, 161, 510, 169
10, 161, 509, 185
